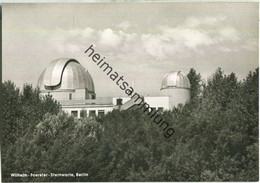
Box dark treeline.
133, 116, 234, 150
1, 67, 258, 182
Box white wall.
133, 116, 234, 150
112, 97, 131, 105
144, 96, 170, 110
160, 88, 190, 109
62, 106, 114, 118
74, 89, 86, 100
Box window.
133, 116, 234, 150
117, 98, 122, 105
89, 110, 96, 117
98, 110, 105, 117
69, 93, 72, 100
151, 107, 156, 112
71, 111, 78, 118
158, 107, 164, 112
80, 110, 87, 118
92, 94, 96, 99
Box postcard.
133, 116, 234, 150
1, 2, 259, 182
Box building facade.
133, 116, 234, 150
38, 58, 191, 117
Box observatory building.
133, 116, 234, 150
160, 71, 191, 107
38, 58, 191, 118
38, 58, 96, 100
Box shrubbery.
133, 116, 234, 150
2, 68, 258, 181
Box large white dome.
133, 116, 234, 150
161, 71, 190, 90
37, 58, 95, 93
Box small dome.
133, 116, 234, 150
161, 71, 190, 90
37, 58, 95, 92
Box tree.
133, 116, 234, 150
187, 68, 202, 103
2, 82, 61, 146
2, 81, 22, 148
2, 67, 258, 182
2, 81, 61, 182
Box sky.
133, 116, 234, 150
2, 3, 259, 97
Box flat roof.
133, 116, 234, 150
58, 97, 113, 106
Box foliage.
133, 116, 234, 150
2, 82, 61, 181
2, 82, 60, 147
187, 68, 202, 104
2, 68, 258, 182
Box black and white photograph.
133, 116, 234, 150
1, 2, 259, 182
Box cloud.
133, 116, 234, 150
203, 16, 226, 26
160, 26, 214, 47
48, 16, 253, 59
184, 16, 226, 28
118, 21, 131, 30
242, 39, 258, 52
98, 28, 122, 48
81, 27, 95, 38
141, 34, 166, 58
48, 27, 137, 55
218, 46, 233, 53
217, 27, 239, 42
140, 16, 242, 59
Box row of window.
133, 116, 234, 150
70, 107, 164, 118
71, 110, 105, 118
150, 107, 164, 112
